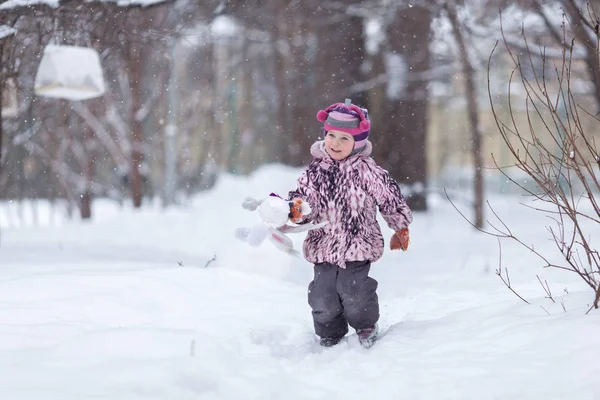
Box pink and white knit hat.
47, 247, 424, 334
316, 100, 371, 150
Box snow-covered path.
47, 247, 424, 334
1, 166, 599, 400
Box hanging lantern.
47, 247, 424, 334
34, 44, 105, 101
1, 78, 17, 118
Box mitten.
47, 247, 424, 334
289, 198, 311, 224
235, 225, 270, 247
390, 227, 410, 251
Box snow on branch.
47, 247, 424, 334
70, 101, 128, 170
0, 25, 16, 39
0, 0, 169, 10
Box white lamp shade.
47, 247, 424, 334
34, 44, 106, 101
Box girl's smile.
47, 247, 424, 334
324, 130, 355, 160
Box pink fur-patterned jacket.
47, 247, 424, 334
288, 140, 413, 268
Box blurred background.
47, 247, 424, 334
0, 0, 598, 224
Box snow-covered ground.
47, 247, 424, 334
1, 164, 599, 400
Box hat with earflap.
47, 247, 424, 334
316, 98, 370, 151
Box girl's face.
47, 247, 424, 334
324, 130, 355, 160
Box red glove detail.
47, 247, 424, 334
289, 199, 304, 224
390, 227, 410, 251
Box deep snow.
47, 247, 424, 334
1, 164, 599, 400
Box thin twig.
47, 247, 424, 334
495, 238, 530, 304
537, 275, 556, 303
477, 10, 600, 310
204, 254, 217, 268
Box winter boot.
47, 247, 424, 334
319, 336, 344, 347
356, 324, 378, 348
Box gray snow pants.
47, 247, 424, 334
308, 260, 379, 339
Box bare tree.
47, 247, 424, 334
0, 1, 220, 219
463, 8, 600, 310
444, 0, 485, 228
533, 0, 600, 111
478, 0, 600, 112
0, 24, 17, 175
94, 5, 173, 209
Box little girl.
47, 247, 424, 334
287, 100, 413, 348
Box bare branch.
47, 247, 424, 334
482, 3, 600, 310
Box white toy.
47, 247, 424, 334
235, 194, 328, 256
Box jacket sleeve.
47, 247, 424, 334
361, 159, 413, 230
286, 164, 315, 224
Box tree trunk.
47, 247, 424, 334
371, 5, 432, 211
0, 40, 7, 175
313, 5, 367, 164
0, 80, 3, 173
562, 0, 600, 113
129, 40, 144, 208
163, 38, 177, 206
78, 99, 102, 220
288, 16, 312, 166
80, 115, 94, 220
446, 2, 484, 229
238, 34, 254, 174
273, 1, 291, 164
314, 8, 366, 107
